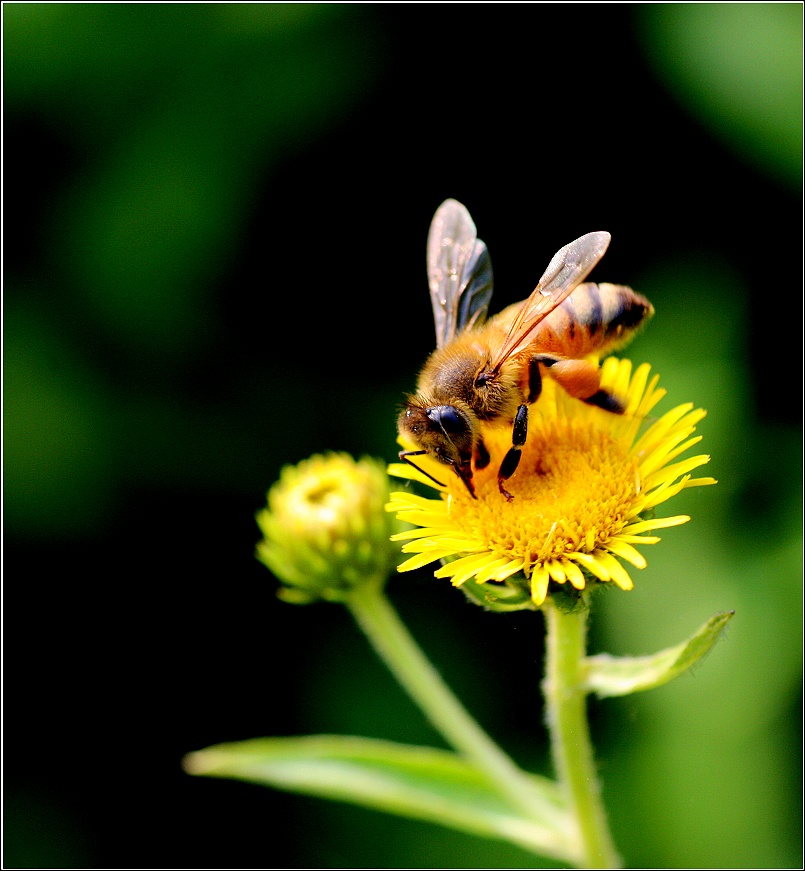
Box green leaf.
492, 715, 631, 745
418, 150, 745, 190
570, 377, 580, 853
183, 734, 575, 862
582, 611, 735, 698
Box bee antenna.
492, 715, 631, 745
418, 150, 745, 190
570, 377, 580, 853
398, 450, 447, 488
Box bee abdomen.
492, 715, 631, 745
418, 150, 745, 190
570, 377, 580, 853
538, 282, 652, 357
600, 284, 652, 335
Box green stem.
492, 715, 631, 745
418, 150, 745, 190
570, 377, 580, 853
346, 581, 569, 839
543, 598, 621, 869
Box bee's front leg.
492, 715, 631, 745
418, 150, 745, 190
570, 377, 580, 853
498, 404, 528, 501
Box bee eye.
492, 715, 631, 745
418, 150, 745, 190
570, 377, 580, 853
427, 405, 467, 435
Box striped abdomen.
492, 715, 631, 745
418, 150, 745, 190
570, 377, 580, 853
529, 282, 653, 358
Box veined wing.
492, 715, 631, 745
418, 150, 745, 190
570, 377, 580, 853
427, 199, 494, 349
489, 230, 611, 371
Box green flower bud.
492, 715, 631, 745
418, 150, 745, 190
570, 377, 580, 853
256, 453, 400, 604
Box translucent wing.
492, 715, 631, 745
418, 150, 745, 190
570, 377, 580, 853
489, 231, 611, 372
427, 199, 494, 348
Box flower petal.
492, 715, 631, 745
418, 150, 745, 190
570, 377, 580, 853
387, 492, 444, 511
641, 475, 694, 510
434, 553, 495, 584
530, 565, 551, 605
562, 559, 587, 590
395, 510, 453, 528
683, 476, 718, 488
606, 538, 648, 569
489, 558, 527, 581
595, 551, 634, 590
638, 428, 699, 477
397, 548, 457, 572
391, 526, 452, 541
616, 533, 661, 545
622, 515, 690, 535
642, 454, 713, 491
570, 551, 611, 581
633, 402, 694, 457
476, 557, 519, 583
547, 560, 567, 584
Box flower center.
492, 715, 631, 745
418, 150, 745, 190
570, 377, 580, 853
447, 420, 639, 566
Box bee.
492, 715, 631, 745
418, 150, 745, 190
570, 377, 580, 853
398, 199, 653, 501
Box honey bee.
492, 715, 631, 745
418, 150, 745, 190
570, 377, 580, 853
398, 199, 653, 501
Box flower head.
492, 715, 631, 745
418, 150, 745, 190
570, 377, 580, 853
257, 453, 399, 604
387, 358, 716, 608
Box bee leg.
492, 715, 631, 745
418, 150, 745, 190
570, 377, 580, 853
475, 438, 491, 470
526, 356, 547, 403
450, 460, 477, 499
540, 358, 625, 414
498, 404, 528, 501
583, 390, 625, 414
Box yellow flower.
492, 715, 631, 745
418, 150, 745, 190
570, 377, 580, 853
387, 358, 716, 608
257, 453, 399, 604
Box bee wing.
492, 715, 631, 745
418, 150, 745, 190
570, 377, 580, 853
490, 231, 611, 371
427, 199, 494, 349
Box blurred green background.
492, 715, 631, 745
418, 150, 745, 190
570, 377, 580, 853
4, 4, 801, 868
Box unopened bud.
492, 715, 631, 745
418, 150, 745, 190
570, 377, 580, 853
256, 453, 399, 604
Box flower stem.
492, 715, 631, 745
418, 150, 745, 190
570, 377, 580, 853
346, 582, 570, 838
543, 598, 621, 869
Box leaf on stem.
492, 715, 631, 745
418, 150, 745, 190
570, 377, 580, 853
183, 734, 576, 862
582, 611, 734, 698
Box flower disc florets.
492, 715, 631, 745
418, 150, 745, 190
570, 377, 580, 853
387, 359, 716, 608
257, 453, 399, 604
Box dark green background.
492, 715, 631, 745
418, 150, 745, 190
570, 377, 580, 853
5, 4, 801, 868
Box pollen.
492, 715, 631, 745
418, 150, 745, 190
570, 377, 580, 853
454, 422, 638, 570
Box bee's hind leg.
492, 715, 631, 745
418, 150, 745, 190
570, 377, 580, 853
583, 390, 625, 414
538, 357, 625, 414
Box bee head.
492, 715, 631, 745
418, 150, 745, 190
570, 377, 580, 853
397, 400, 476, 468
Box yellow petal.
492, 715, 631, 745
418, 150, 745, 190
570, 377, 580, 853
642, 475, 692, 510
570, 551, 610, 581
633, 403, 694, 457
397, 549, 456, 572
531, 565, 551, 605
562, 559, 587, 590
683, 476, 718, 488
490, 558, 527, 581
622, 516, 690, 535
434, 552, 494, 583
595, 551, 634, 590
394, 510, 451, 528
391, 526, 452, 541
616, 533, 661, 545
638, 428, 698, 477
642, 454, 713, 491
476, 557, 519, 583
606, 538, 648, 569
